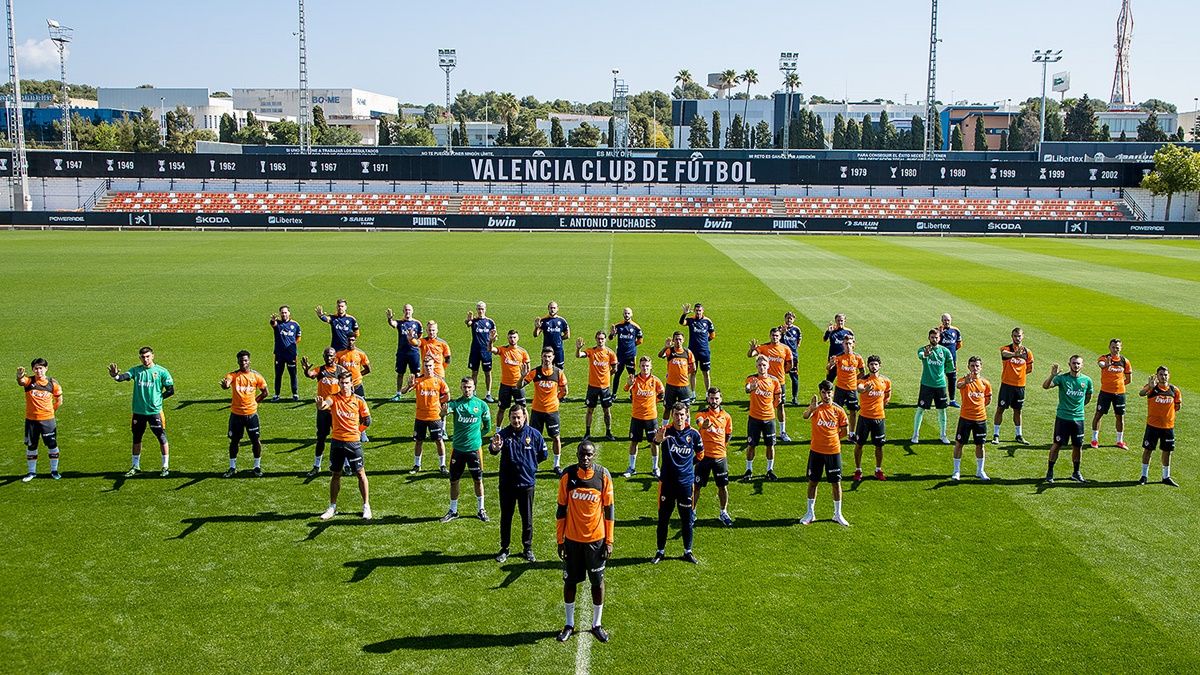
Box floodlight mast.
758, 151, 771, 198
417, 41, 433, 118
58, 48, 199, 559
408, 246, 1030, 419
1032, 49, 1063, 158
923, 0, 938, 158
778, 52, 798, 158
5, 0, 30, 211
298, 0, 310, 152
47, 18, 73, 150
439, 49, 456, 152
612, 70, 630, 155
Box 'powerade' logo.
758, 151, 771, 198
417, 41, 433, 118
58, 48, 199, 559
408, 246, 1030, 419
49, 215, 85, 223
987, 222, 1022, 231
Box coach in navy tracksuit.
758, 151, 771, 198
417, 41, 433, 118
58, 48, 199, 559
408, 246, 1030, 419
652, 402, 702, 565
489, 404, 548, 563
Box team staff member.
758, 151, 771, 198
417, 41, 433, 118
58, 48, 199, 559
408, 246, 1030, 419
822, 313, 853, 382
993, 327, 1033, 445
608, 307, 643, 397
828, 335, 865, 443
317, 371, 372, 520
652, 403, 702, 565
490, 405, 547, 563
851, 355, 891, 482
269, 305, 301, 402
1042, 356, 1094, 483
534, 301, 570, 369
524, 347, 568, 475
952, 356, 992, 481
440, 377, 492, 523
400, 355, 450, 474
220, 350, 269, 478
749, 327, 794, 441
937, 313, 963, 407
315, 299, 358, 351
109, 347, 174, 477
17, 358, 63, 482
1092, 338, 1133, 450
781, 312, 803, 405
800, 380, 850, 527
658, 332, 696, 422
577, 332, 618, 441
387, 304, 423, 401
465, 302, 497, 403
410, 321, 451, 379
1139, 367, 1181, 486
679, 302, 715, 392
743, 355, 783, 481
623, 356, 665, 478
302, 348, 348, 476
912, 329, 954, 445
694, 388, 734, 526
555, 440, 614, 644
492, 329, 530, 423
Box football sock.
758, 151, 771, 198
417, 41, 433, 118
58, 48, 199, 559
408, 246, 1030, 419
746, 460, 753, 472
806, 498, 816, 514
875, 466, 882, 473
477, 496, 485, 511
593, 603, 603, 626
449, 499, 458, 513
440, 457, 447, 469
628, 454, 637, 471
132, 453, 141, 469
554, 455, 561, 469
253, 457, 261, 469
27, 459, 36, 474
49, 457, 58, 472
585, 427, 591, 436
912, 409, 925, 435
937, 409, 947, 434
229, 458, 237, 470
1092, 430, 1100, 442
833, 500, 842, 517
1014, 425, 1023, 437
162, 454, 169, 470
1072, 461, 1081, 474
414, 455, 422, 469
766, 459, 775, 472
314, 456, 323, 469
652, 456, 659, 471
564, 602, 575, 627
953, 458, 961, 474
780, 422, 786, 433
993, 424, 1002, 438
1116, 431, 1124, 444
977, 457, 985, 473
1163, 465, 1171, 479
1142, 463, 1150, 478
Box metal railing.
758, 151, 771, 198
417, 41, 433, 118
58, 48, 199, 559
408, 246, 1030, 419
81, 178, 111, 212
1119, 188, 1148, 221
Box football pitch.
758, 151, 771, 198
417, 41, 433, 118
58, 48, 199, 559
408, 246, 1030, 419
2, 230, 1197, 674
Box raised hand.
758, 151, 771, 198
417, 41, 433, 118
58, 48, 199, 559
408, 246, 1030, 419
315, 305, 324, 315
576, 337, 584, 350
682, 303, 691, 313
300, 356, 311, 370
270, 312, 279, 322
108, 363, 120, 378
386, 308, 395, 320
749, 339, 759, 349
16, 366, 26, 379
489, 328, 498, 343
810, 394, 819, 407
489, 434, 503, 454
1050, 363, 1060, 376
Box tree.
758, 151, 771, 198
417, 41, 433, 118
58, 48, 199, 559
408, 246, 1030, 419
1171, 128, 1187, 142
951, 124, 964, 150
1099, 123, 1111, 141
550, 116, 566, 147
393, 120, 437, 146
844, 118, 861, 149
1017, 107, 1041, 152
1044, 100, 1064, 142
673, 70, 693, 99
932, 107, 944, 150
318, 126, 363, 146
860, 114, 876, 149
312, 105, 330, 140
728, 113, 745, 148
755, 120, 772, 148
1119, 130, 1128, 142
1006, 115, 1022, 150
1140, 144, 1200, 221
832, 114, 847, 149
740, 69, 758, 138
910, 115, 925, 150
608, 116, 616, 147
268, 119, 300, 145
234, 110, 266, 146
164, 104, 211, 153
218, 113, 238, 143
567, 121, 600, 147
1064, 95, 1099, 141
1140, 99, 1177, 114
712, 110, 721, 149
973, 114, 988, 151
999, 129, 1009, 151
688, 114, 711, 148
719, 69, 738, 134
458, 114, 469, 147
376, 115, 392, 146
1137, 112, 1169, 142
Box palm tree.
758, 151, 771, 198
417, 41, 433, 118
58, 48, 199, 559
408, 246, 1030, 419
782, 73, 802, 150
740, 69, 759, 148
720, 69, 738, 146
674, 70, 693, 147
496, 92, 518, 134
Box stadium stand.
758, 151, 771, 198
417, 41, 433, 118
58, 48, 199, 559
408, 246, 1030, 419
783, 197, 1128, 221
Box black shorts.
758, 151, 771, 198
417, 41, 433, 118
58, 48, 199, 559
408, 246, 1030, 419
23, 418, 57, 450
468, 350, 493, 372
414, 419, 446, 442
228, 413, 261, 442
806, 451, 843, 483
395, 351, 421, 376
1096, 391, 1127, 416
834, 387, 860, 412
586, 386, 613, 409
498, 384, 527, 409
917, 384, 949, 410
658, 480, 693, 508
563, 538, 607, 587
694, 353, 711, 373
449, 449, 482, 481
997, 384, 1025, 411
854, 417, 886, 446
955, 418, 988, 445
546, 346, 565, 370
131, 413, 165, 443
1053, 417, 1086, 448
746, 417, 776, 446
530, 410, 561, 439
353, 383, 365, 398
1142, 426, 1175, 452
316, 409, 333, 439
330, 440, 364, 473
274, 355, 297, 366
629, 417, 658, 442
616, 359, 636, 376
695, 456, 729, 487
664, 384, 692, 410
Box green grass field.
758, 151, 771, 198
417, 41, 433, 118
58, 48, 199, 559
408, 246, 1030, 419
1, 231, 1197, 674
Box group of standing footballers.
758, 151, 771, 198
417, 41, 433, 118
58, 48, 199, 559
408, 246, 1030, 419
16, 300, 1184, 644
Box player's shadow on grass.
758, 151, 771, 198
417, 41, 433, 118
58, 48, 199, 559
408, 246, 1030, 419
1031, 478, 1142, 494
362, 630, 548, 652
171, 469, 328, 491
305, 515, 441, 542
344, 550, 497, 582
620, 475, 658, 493
173, 398, 230, 410
261, 437, 316, 453
173, 511, 314, 539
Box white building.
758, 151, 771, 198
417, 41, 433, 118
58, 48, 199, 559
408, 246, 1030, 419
232, 88, 399, 146
1098, 110, 1180, 139
97, 88, 233, 134
431, 114, 612, 147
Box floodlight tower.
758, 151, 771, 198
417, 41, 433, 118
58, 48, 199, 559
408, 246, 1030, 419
612, 70, 630, 154
47, 19, 72, 150
922, 0, 938, 158
5, 0, 31, 211
1032, 49, 1063, 158
438, 49, 456, 151
1109, 0, 1134, 111
778, 52, 798, 158
298, 0, 311, 152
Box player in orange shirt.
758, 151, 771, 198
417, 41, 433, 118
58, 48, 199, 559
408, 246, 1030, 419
492, 328, 531, 423
524, 347, 568, 475
220, 350, 269, 478
952, 356, 993, 481
801, 380, 850, 526
400, 355, 451, 474
335, 334, 372, 396
852, 355, 892, 481
828, 335, 866, 444
17, 358, 63, 482
748, 327, 794, 441
302, 347, 348, 476
1091, 338, 1133, 450
409, 321, 452, 378
1138, 366, 1182, 486
316, 370, 373, 520
658, 331, 697, 423
623, 356, 665, 478
993, 327, 1034, 445
577, 332, 619, 441
694, 387, 734, 526
743, 355, 783, 481
555, 440, 614, 644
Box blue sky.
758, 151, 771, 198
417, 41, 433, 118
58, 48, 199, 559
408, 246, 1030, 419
18, 0, 1200, 111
